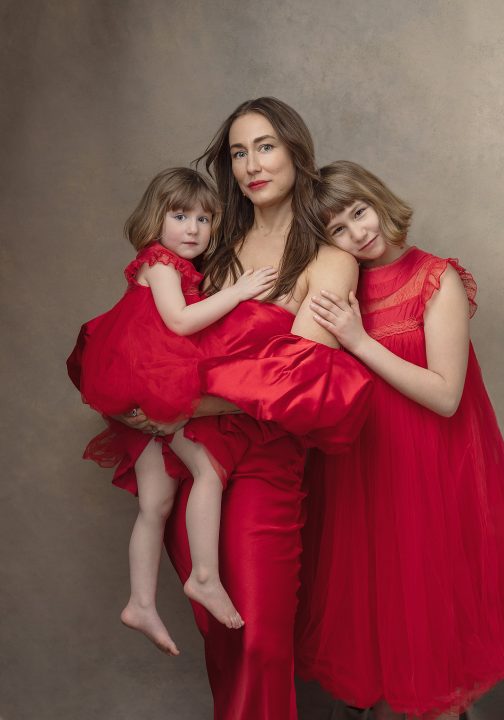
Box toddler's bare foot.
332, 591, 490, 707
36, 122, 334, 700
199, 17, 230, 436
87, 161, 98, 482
120, 602, 180, 655
184, 573, 244, 629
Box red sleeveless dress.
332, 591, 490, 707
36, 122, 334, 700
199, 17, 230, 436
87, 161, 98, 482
295, 247, 504, 719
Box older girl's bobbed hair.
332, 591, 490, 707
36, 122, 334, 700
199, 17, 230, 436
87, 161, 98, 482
318, 161, 413, 246
124, 167, 220, 251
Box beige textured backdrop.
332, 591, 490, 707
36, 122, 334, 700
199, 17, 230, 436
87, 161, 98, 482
1, 1, 503, 719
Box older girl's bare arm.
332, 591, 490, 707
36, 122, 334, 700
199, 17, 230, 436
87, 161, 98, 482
312, 265, 469, 416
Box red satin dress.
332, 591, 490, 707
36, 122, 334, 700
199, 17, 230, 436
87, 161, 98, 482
68, 283, 373, 720
295, 247, 504, 719
163, 301, 371, 720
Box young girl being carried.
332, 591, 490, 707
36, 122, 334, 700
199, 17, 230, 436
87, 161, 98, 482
296, 161, 504, 719
79, 168, 277, 655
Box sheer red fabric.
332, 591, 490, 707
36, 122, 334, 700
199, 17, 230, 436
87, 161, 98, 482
295, 247, 504, 719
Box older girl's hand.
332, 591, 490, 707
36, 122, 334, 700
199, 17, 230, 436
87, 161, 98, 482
310, 290, 368, 354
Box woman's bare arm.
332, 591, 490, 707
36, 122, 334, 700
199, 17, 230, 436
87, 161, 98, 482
291, 246, 359, 347
117, 396, 241, 435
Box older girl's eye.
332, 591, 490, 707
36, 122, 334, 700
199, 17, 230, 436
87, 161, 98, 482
355, 206, 367, 218
173, 213, 187, 221
331, 225, 344, 236
198, 216, 210, 224
232, 150, 247, 159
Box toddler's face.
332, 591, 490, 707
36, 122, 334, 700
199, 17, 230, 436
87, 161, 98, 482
160, 202, 212, 260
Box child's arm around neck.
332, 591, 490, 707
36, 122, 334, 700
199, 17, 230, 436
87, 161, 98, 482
141, 261, 277, 336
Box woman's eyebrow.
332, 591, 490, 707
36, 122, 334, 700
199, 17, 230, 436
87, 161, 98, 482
230, 134, 277, 150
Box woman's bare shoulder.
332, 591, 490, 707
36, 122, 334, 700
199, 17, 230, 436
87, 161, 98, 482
307, 245, 358, 287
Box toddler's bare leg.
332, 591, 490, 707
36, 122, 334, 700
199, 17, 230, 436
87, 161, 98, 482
169, 431, 244, 629
120, 439, 180, 655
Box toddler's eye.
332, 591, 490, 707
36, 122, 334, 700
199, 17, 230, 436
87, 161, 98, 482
198, 216, 210, 224
173, 213, 186, 221
355, 206, 367, 218
331, 226, 343, 236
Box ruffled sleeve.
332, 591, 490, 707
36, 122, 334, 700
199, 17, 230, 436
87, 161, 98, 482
124, 242, 203, 290
199, 334, 373, 453
422, 257, 477, 318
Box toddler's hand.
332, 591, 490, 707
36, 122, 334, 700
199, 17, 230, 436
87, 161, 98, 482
233, 267, 277, 301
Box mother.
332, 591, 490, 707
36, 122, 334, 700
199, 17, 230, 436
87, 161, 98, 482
79, 97, 372, 720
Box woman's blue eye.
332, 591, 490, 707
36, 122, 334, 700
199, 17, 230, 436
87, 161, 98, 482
259, 144, 273, 152
232, 150, 247, 159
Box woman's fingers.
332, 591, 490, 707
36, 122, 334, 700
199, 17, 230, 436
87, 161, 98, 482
114, 408, 150, 429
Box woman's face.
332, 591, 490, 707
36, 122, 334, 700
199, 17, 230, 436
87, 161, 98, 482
229, 112, 296, 209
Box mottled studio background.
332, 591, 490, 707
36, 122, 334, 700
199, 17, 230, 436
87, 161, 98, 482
1, 1, 503, 719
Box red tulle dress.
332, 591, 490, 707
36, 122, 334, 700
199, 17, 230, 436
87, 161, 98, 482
295, 247, 504, 719
80, 242, 203, 422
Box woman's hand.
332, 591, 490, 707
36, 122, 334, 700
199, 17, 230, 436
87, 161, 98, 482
114, 408, 187, 437
114, 407, 151, 429
148, 418, 188, 437
310, 290, 369, 354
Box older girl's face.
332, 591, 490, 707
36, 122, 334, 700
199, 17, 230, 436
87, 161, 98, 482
229, 112, 296, 208
326, 201, 392, 267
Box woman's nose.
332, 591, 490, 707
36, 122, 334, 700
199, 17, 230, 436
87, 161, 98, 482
246, 151, 261, 174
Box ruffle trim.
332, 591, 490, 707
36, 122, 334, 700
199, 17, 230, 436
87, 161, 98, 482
422, 257, 478, 318
124, 242, 203, 288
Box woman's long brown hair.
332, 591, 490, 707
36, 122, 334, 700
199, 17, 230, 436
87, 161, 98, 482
195, 97, 330, 298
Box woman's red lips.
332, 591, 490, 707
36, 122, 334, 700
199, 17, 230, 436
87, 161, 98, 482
248, 180, 269, 189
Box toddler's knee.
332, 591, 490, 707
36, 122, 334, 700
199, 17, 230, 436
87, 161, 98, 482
138, 492, 174, 520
